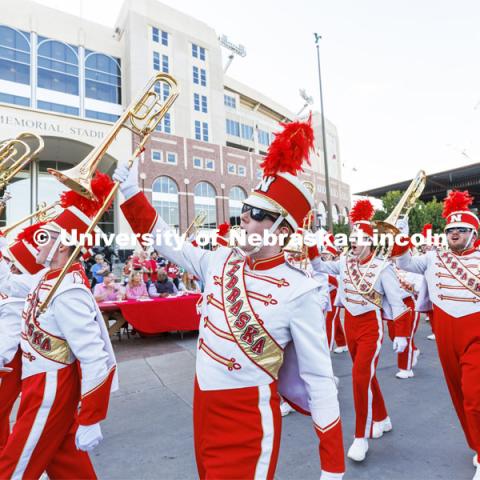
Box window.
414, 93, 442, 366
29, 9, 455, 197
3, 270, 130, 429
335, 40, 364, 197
241, 124, 253, 140
0, 26, 30, 85
192, 43, 205, 60
205, 159, 214, 171
193, 66, 199, 84
258, 129, 270, 146
202, 122, 209, 142
193, 93, 200, 111
154, 82, 170, 101
85, 51, 121, 104
256, 169, 263, 180
200, 68, 206, 87
37, 100, 79, 115
201, 95, 207, 113
193, 157, 203, 169
0, 92, 29, 106
152, 27, 168, 47
224, 94, 236, 108
153, 51, 160, 71
162, 54, 169, 73
152, 150, 163, 163
155, 112, 171, 134
166, 152, 177, 165
37, 38, 79, 95
226, 119, 240, 137
152, 176, 179, 228
227, 163, 236, 175
229, 186, 247, 226
194, 120, 201, 140
85, 110, 119, 122
152, 27, 159, 43
194, 182, 217, 229
161, 31, 168, 46
237, 165, 246, 177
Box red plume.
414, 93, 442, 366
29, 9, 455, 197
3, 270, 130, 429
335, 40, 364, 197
16, 221, 47, 247
442, 190, 473, 218
60, 172, 115, 218
349, 199, 375, 223
421, 223, 432, 237
260, 115, 314, 176
217, 223, 230, 237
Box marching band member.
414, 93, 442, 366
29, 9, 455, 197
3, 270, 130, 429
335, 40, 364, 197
0, 226, 46, 451
309, 199, 410, 462
0, 174, 118, 479
114, 119, 346, 479
320, 233, 348, 354
397, 190, 480, 479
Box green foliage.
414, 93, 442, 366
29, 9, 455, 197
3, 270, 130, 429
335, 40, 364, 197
332, 222, 350, 236
373, 191, 445, 233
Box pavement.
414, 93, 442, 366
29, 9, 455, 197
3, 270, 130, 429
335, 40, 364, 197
89, 318, 475, 480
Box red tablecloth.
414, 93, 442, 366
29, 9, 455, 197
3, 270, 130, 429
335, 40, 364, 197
99, 294, 201, 334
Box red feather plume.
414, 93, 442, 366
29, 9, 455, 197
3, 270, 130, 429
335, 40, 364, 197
442, 190, 473, 218
217, 223, 230, 237
60, 172, 115, 218
349, 199, 375, 223
260, 115, 314, 176
16, 221, 47, 247
421, 223, 432, 237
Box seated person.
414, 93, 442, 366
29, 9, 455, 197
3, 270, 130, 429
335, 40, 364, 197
93, 272, 125, 302
178, 272, 200, 293
125, 271, 149, 300
148, 269, 178, 298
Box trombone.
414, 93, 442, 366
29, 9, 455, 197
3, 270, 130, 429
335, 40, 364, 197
38, 73, 180, 313
184, 212, 207, 240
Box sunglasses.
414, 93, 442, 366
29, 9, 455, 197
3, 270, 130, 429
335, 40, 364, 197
241, 204, 279, 223
445, 227, 472, 234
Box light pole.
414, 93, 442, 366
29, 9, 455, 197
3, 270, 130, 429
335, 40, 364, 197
314, 33, 334, 232
183, 178, 190, 227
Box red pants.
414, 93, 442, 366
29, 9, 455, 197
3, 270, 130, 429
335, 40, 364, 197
326, 307, 347, 350
0, 349, 22, 452
0, 363, 96, 479
433, 306, 480, 457
344, 309, 387, 438
387, 306, 420, 371
194, 379, 281, 479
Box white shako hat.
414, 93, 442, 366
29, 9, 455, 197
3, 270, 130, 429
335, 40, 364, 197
243, 116, 316, 231
442, 190, 479, 231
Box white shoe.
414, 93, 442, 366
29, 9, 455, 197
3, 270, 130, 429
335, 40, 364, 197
280, 401, 294, 417
372, 416, 393, 438
396, 369, 414, 379
412, 349, 420, 367
427, 333, 436, 341
474, 454, 478, 467
347, 438, 369, 462
334, 346, 348, 354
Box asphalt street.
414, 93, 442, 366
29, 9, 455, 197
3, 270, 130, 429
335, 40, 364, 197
91, 318, 475, 480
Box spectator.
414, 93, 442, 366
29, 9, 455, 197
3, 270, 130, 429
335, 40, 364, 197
146, 251, 159, 283
157, 255, 167, 268
148, 269, 178, 298
93, 272, 124, 302
90, 254, 110, 289
122, 256, 133, 285
132, 250, 153, 283
178, 272, 200, 293
125, 271, 149, 300
166, 261, 180, 288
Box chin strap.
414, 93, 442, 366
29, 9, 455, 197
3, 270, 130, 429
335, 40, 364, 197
43, 235, 63, 268
241, 214, 287, 256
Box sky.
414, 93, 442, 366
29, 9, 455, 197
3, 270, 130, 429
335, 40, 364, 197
34, 0, 480, 193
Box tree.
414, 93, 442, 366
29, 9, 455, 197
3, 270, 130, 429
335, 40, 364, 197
373, 191, 445, 233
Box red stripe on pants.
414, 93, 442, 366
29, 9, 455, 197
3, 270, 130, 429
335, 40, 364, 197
344, 309, 387, 438
0, 349, 22, 452
433, 305, 480, 458
193, 379, 281, 479
0, 364, 96, 479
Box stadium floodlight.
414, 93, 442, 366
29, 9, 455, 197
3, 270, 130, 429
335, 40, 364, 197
218, 34, 247, 73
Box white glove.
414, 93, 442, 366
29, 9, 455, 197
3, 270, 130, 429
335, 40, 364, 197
112, 161, 140, 200
75, 423, 103, 452
320, 471, 343, 480
396, 217, 409, 235
0, 235, 8, 250
392, 336, 408, 353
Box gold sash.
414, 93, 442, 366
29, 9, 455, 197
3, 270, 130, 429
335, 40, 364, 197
437, 250, 480, 298
346, 258, 383, 308
221, 252, 284, 380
